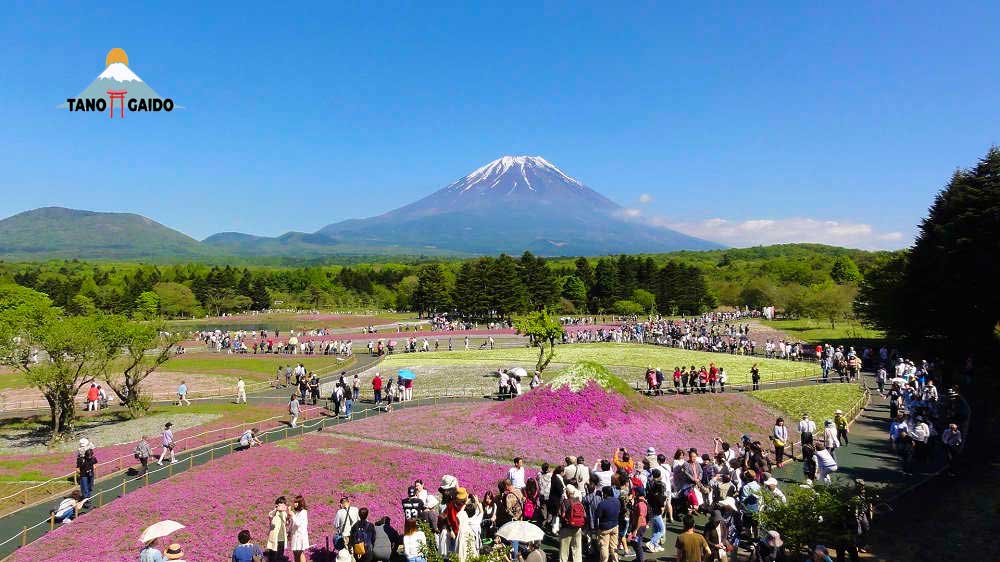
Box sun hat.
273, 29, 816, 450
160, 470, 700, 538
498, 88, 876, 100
455, 487, 469, 501
766, 531, 783, 548
79, 438, 89, 448
764, 477, 778, 487
165, 543, 184, 560
565, 484, 580, 499
719, 497, 737, 510
439, 475, 458, 491
835, 409, 843, 415
646, 447, 656, 455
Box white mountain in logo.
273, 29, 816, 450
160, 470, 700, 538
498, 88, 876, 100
97, 62, 143, 83
60, 62, 163, 107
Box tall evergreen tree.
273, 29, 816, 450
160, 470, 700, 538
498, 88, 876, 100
412, 264, 451, 316
861, 148, 1000, 355
489, 254, 526, 318
518, 251, 559, 311
591, 258, 618, 312
574, 257, 595, 290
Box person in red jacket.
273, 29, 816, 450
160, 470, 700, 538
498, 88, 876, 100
372, 373, 383, 405
86, 384, 100, 411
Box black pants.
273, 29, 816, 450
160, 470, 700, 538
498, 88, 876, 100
837, 428, 849, 445
138, 457, 148, 475
774, 445, 785, 465
267, 541, 285, 562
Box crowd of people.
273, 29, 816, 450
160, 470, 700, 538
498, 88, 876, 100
196, 328, 355, 356
132, 439, 865, 562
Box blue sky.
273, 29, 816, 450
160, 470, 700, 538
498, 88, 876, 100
1, 2, 997, 249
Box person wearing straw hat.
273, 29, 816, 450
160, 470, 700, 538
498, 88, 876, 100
164, 543, 187, 561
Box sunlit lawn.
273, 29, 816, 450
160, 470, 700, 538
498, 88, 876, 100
750, 383, 866, 424
161, 354, 353, 382
761, 318, 884, 346
377, 343, 819, 385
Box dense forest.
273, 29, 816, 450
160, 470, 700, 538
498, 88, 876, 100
0, 243, 894, 322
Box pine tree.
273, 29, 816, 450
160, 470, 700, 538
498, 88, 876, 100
413, 264, 451, 316
489, 254, 526, 318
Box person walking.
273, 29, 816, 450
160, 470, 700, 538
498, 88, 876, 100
771, 418, 788, 465
133, 435, 152, 476
834, 410, 849, 445
674, 515, 711, 562
595, 486, 620, 562
750, 364, 760, 391
288, 394, 300, 428
77, 448, 96, 502
372, 373, 383, 405
236, 378, 247, 404
177, 381, 191, 406
288, 495, 310, 562
559, 485, 585, 562
157, 422, 177, 465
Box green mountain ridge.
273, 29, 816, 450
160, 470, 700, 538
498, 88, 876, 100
0, 207, 211, 260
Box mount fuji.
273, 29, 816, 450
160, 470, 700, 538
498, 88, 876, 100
205, 156, 721, 256
60, 62, 164, 108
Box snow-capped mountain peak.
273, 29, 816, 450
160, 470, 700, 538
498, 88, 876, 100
97, 62, 143, 83
449, 155, 584, 194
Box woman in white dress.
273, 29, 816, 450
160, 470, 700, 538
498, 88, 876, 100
288, 495, 310, 562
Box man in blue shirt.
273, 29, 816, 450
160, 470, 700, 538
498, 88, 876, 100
594, 486, 620, 562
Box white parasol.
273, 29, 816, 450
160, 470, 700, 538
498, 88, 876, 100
509, 367, 528, 379
496, 520, 544, 542
139, 520, 185, 544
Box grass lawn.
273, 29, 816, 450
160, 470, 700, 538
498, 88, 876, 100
761, 318, 884, 347
0, 371, 30, 391
164, 311, 415, 332
750, 383, 866, 425
378, 343, 819, 385
160, 354, 353, 382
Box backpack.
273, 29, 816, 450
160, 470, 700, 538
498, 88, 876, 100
502, 491, 524, 521
523, 495, 536, 519
563, 499, 586, 528
352, 522, 373, 559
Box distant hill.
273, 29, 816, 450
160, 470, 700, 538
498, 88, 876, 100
205, 156, 722, 257
0, 207, 210, 260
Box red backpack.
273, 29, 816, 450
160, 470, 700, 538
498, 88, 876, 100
563, 499, 586, 528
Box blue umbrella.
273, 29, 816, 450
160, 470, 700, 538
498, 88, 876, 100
398, 369, 416, 380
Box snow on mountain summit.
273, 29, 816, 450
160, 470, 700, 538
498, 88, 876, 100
97, 62, 143, 83
446, 155, 585, 195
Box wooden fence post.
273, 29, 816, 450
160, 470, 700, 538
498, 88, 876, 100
189, 455, 194, 469
21, 526, 27, 547
49, 513, 55, 531
144, 472, 149, 486
168, 464, 173, 477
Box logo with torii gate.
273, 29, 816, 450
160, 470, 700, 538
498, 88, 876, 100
62, 48, 175, 118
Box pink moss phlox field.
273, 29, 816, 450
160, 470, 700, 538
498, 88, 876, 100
8, 434, 506, 562
496, 380, 633, 431
343, 386, 777, 463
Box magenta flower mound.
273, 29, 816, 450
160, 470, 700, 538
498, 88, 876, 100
343, 391, 778, 465
8, 434, 506, 562
496, 380, 633, 431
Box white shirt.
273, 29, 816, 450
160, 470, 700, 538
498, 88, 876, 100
334, 506, 360, 536
798, 419, 816, 435
403, 533, 427, 557
508, 466, 526, 489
